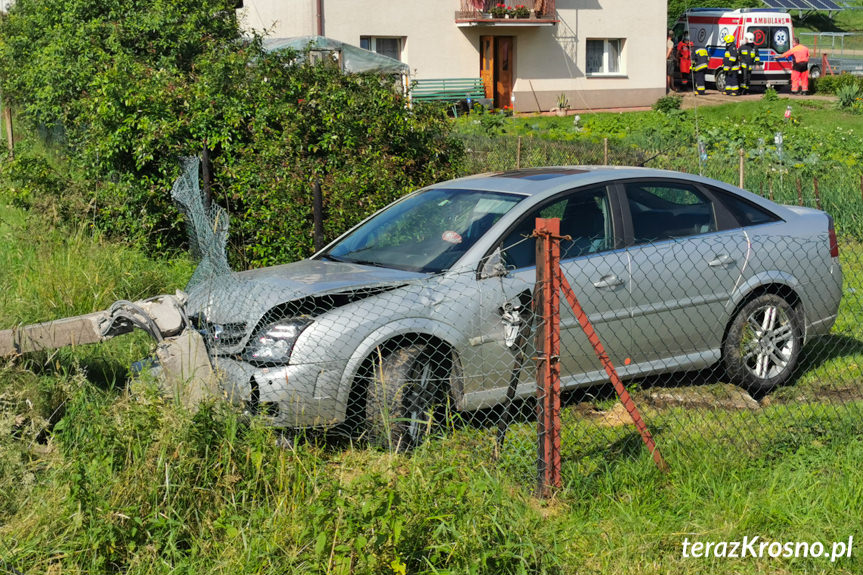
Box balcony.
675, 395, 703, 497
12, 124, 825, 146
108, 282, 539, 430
455, 0, 558, 27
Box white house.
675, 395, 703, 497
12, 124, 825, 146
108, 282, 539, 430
238, 0, 667, 112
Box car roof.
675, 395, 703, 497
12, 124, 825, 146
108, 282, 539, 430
432, 166, 703, 195
431, 166, 797, 219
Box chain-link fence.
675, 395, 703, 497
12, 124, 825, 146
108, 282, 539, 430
159, 157, 863, 496
799, 31, 863, 75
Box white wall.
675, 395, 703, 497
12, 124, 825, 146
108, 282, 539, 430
238, 0, 667, 111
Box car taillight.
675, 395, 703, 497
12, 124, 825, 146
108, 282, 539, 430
828, 215, 839, 258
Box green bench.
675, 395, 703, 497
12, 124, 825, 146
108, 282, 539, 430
411, 78, 491, 114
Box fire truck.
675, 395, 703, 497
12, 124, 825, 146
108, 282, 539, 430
673, 8, 814, 91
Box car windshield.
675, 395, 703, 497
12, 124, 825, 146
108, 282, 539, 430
322, 188, 524, 273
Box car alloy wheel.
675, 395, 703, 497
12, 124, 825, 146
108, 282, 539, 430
723, 293, 802, 393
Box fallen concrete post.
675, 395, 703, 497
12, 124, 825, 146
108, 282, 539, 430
0, 294, 187, 357
0, 312, 108, 356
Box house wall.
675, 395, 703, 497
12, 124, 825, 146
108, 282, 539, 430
512, 0, 668, 111
238, 0, 666, 112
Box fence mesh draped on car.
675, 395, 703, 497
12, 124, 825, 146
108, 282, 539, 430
173, 157, 863, 496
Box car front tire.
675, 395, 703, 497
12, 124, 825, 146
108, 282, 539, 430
365, 344, 450, 452
723, 293, 802, 393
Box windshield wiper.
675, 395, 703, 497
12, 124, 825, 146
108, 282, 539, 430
344, 258, 393, 269
320, 254, 346, 262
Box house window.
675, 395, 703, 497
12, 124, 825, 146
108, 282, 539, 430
360, 37, 403, 61
586, 38, 624, 75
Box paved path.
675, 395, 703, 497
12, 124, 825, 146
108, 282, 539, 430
520, 90, 837, 117
676, 90, 835, 109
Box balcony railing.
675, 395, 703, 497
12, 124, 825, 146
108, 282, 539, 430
455, 0, 557, 25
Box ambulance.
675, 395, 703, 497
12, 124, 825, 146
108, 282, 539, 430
673, 8, 812, 90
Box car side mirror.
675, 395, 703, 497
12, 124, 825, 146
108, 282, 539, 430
480, 247, 508, 279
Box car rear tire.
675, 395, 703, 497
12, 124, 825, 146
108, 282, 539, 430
723, 294, 802, 393
365, 344, 450, 452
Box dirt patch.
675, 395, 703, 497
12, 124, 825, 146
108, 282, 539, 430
762, 383, 863, 407
516, 90, 836, 117
678, 90, 834, 110
573, 401, 636, 427
639, 384, 760, 411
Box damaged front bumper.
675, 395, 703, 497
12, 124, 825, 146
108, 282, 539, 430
210, 356, 347, 427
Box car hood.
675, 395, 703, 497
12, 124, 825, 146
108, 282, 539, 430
185, 258, 426, 324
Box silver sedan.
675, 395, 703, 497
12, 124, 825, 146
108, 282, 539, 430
186, 167, 843, 448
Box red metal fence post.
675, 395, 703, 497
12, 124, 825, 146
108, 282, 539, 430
534, 218, 562, 496
557, 271, 669, 472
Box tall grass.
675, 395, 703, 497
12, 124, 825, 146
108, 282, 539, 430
2, 188, 863, 573
3, 368, 863, 574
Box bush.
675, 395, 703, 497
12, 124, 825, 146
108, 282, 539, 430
652, 94, 683, 113
813, 73, 863, 95
835, 83, 863, 112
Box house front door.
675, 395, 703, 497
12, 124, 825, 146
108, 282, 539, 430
480, 35, 514, 109
480, 36, 494, 100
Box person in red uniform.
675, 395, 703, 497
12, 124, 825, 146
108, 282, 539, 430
781, 37, 810, 95
676, 33, 693, 91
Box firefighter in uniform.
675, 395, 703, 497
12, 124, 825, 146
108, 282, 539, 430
722, 34, 740, 96
738, 32, 761, 95
692, 43, 709, 96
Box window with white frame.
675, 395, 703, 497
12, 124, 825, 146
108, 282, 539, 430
586, 38, 624, 75
360, 36, 403, 61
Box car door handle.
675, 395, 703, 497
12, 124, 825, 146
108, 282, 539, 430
708, 254, 735, 267
593, 274, 624, 289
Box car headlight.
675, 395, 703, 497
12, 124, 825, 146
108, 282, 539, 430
243, 317, 313, 365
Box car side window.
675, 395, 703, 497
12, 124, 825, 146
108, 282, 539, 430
500, 187, 612, 269
712, 190, 781, 227
625, 182, 717, 245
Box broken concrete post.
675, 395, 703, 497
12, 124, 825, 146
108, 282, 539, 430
154, 329, 220, 411
0, 294, 187, 357
0, 312, 108, 356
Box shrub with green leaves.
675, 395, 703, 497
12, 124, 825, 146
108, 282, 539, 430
812, 73, 863, 95
836, 83, 863, 112
652, 94, 683, 114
